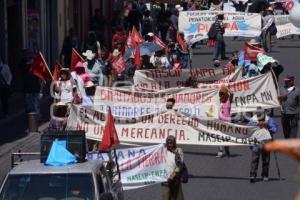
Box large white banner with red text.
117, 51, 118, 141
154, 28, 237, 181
93, 72, 280, 118
133, 68, 243, 90
179, 11, 261, 43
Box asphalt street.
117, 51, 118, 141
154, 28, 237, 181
0, 37, 300, 200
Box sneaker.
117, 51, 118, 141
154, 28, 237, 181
263, 177, 269, 182
216, 151, 225, 158
250, 177, 256, 183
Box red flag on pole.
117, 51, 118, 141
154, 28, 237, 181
71, 48, 84, 71
135, 44, 141, 69
131, 26, 145, 45
52, 62, 62, 81
112, 52, 126, 74
126, 32, 135, 49
244, 42, 266, 62
99, 107, 120, 151
152, 35, 167, 49
177, 32, 188, 51
30, 52, 52, 81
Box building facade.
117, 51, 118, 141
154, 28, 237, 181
0, 0, 123, 78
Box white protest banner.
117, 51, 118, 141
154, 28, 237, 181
179, 11, 261, 43
133, 67, 243, 90
257, 53, 277, 71
67, 106, 261, 146
93, 72, 280, 118
87, 144, 170, 190
275, 15, 300, 38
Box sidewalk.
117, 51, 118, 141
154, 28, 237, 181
0, 92, 25, 126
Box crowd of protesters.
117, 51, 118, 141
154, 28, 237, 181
1, 1, 300, 199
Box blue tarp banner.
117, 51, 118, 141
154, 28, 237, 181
45, 140, 77, 166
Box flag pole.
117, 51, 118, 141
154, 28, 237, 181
113, 148, 121, 180
39, 51, 54, 81
72, 48, 84, 61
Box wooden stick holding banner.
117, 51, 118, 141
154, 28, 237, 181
39, 51, 54, 81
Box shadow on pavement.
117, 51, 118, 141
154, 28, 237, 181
184, 151, 242, 158
0, 98, 51, 146
188, 174, 283, 181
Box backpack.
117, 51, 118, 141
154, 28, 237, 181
208, 23, 217, 39
268, 23, 277, 36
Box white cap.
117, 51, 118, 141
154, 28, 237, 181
147, 32, 154, 37
82, 50, 96, 60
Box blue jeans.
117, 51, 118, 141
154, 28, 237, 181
25, 93, 40, 116
214, 33, 226, 59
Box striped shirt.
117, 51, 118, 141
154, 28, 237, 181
215, 19, 225, 35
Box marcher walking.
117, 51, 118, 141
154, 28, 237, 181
213, 13, 228, 61
59, 28, 79, 68
162, 134, 185, 200
248, 107, 278, 183
279, 76, 300, 138
216, 85, 232, 158
262, 7, 275, 52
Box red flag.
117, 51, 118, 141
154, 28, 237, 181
126, 32, 135, 49
99, 107, 120, 151
52, 62, 62, 81
244, 42, 266, 62
152, 35, 167, 49
112, 52, 126, 74
131, 26, 145, 45
177, 32, 188, 51
30, 52, 52, 81
71, 48, 84, 71
135, 44, 141, 69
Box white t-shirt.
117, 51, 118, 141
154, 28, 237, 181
59, 80, 73, 103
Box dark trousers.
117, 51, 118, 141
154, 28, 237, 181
250, 147, 270, 177
0, 86, 9, 115
262, 30, 271, 52
281, 114, 299, 138
158, 26, 169, 42
214, 33, 226, 60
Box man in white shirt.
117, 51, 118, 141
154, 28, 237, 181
0, 57, 12, 117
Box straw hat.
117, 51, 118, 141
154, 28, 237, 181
82, 50, 95, 60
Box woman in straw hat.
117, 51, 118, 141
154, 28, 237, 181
54, 68, 76, 104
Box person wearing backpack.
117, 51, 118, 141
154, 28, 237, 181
262, 7, 276, 52
0, 57, 12, 118
212, 13, 228, 61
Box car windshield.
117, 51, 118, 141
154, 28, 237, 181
0, 173, 98, 200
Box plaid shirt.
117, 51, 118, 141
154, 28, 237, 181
48, 118, 66, 131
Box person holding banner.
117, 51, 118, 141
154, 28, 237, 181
248, 107, 278, 183
217, 85, 233, 157
279, 76, 300, 138
162, 135, 185, 200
